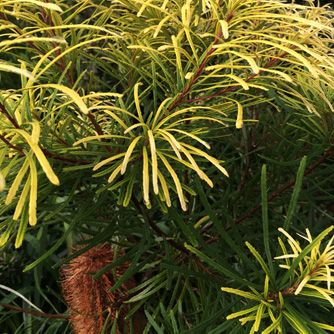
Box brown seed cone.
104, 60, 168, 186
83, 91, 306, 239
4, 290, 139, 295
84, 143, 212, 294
59, 244, 137, 334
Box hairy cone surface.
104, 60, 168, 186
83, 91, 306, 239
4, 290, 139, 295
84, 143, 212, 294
60, 244, 136, 334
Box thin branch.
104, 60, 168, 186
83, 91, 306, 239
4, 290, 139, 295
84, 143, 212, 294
0, 102, 20, 129
167, 29, 223, 113
235, 147, 334, 225
0, 133, 23, 152
181, 46, 297, 105
87, 113, 113, 154
41, 149, 91, 165
166, 12, 236, 113
204, 147, 334, 245
0, 303, 70, 319
130, 193, 221, 281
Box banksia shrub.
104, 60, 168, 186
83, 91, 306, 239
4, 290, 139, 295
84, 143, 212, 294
60, 244, 136, 334
1, 0, 334, 333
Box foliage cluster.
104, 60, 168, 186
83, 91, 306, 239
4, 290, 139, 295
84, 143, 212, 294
0, 0, 334, 333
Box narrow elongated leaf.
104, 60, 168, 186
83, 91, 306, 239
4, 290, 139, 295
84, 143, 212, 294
24, 151, 38, 226
134, 82, 144, 122
144, 310, 164, 334
157, 169, 171, 207
6, 129, 59, 185
121, 136, 142, 174
221, 287, 263, 302
0, 171, 5, 192
23, 217, 76, 271
14, 204, 29, 248
226, 305, 259, 320
283, 156, 307, 231
0, 219, 16, 247
185, 243, 253, 286
152, 98, 172, 129
261, 165, 275, 276
93, 153, 126, 171
182, 143, 229, 177
157, 151, 186, 211
5, 159, 29, 205
142, 146, 150, 206
262, 312, 283, 334
0, 0, 62, 11
39, 84, 88, 115
246, 242, 275, 285
13, 175, 30, 221
148, 130, 158, 194
0, 63, 34, 80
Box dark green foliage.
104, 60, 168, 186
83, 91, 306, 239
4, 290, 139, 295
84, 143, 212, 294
0, 0, 334, 333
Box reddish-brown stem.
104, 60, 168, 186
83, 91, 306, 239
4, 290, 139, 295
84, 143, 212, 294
0, 303, 70, 319
39, 5, 63, 60
235, 147, 334, 225
0, 134, 23, 151
0, 102, 20, 129
204, 147, 334, 245
239, 159, 250, 191
181, 46, 298, 105
269, 262, 322, 309
130, 193, 221, 281
0, 101, 90, 164
41, 149, 91, 165
167, 30, 224, 113
0, 132, 91, 165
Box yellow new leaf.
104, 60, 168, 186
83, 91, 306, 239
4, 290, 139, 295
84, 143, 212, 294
167, 129, 210, 149
157, 151, 186, 211
134, 82, 144, 122
0, 37, 67, 49
6, 129, 59, 185
121, 136, 142, 175
30, 120, 40, 145
225, 305, 259, 320
151, 97, 172, 130
0, 171, 5, 192
0, 63, 34, 80
13, 175, 31, 221
25, 151, 37, 226
172, 35, 183, 80
179, 145, 213, 187
226, 74, 249, 90
194, 215, 209, 229
108, 164, 123, 183
93, 152, 127, 171
74, 135, 129, 147
305, 284, 334, 307
124, 123, 148, 135
148, 130, 158, 194
31, 143, 59, 185
221, 287, 263, 301
182, 143, 229, 177
254, 303, 264, 332
219, 20, 229, 39
6, 158, 30, 205
236, 101, 243, 129
1, 0, 62, 12
142, 146, 150, 206
156, 129, 182, 160
39, 84, 88, 115
154, 15, 170, 38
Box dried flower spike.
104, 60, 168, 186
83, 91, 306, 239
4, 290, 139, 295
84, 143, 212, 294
60, 244, 136, 334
